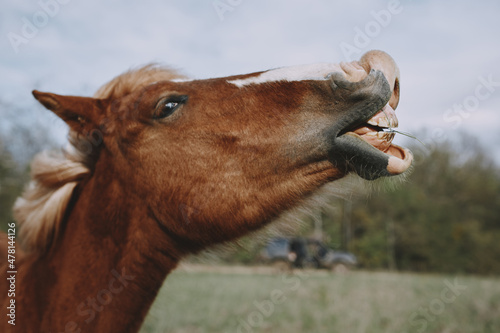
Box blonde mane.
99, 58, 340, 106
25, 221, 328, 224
15, 65, 185, 253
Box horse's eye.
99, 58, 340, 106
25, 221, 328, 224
154, 96, 187, 119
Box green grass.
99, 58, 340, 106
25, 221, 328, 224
140, 266, 500, 333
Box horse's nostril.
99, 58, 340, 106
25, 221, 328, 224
389, 77, 400, 109
359, 50, 400, 108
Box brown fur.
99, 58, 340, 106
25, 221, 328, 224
0, 51, 403, 332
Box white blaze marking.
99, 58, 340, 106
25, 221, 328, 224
227, 63, 344, 87
170, 78, 192, 83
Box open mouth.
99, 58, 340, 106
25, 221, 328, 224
335, 102, 413, 180
348, 103, 412, 174
325, 51, 413, 180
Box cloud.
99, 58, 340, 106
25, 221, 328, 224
1, 0, 499, 161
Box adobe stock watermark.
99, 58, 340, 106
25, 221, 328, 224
234, 270, 309, 333
178, 203, 201, 226
7, 0, 72, 54
443, 74, 500, 129
54, 267, 135, 333
411, 74, 500, 166
340, 0, 403, 61
405, 277, 467, 333
213, 0, 243, 21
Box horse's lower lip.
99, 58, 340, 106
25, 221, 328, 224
330, 132, 412, 180
386, 145, 413, 175
345, 132, 413, 174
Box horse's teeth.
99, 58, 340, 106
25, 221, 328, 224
377, 131, 395, 141
367, 116, 392, 128
367, 118, 386, 127
367, 104, 399, 128
364, 131, 394, 141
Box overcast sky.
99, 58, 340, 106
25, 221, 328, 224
1, 0, 500, 164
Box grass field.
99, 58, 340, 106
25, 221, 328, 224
140, 265, 500, 333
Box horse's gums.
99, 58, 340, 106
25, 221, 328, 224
0, 50, 411, 332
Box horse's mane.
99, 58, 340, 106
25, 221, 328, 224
14, 65, 185, 253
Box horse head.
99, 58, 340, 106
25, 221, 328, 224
30, 50, 412, 254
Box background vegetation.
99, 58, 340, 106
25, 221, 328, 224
347, 134, 500, 275
201, 132, 500, 275
1, 104, 499, 275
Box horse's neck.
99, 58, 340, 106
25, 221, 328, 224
23, 170, 180, 332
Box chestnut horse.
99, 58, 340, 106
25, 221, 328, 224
0, 50, 411, 332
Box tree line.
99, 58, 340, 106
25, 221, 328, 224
346, 133, 500, 275
1, 120, 499, 275
221, 132, 500, 275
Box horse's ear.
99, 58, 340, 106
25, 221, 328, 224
32, 90, 108, 133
